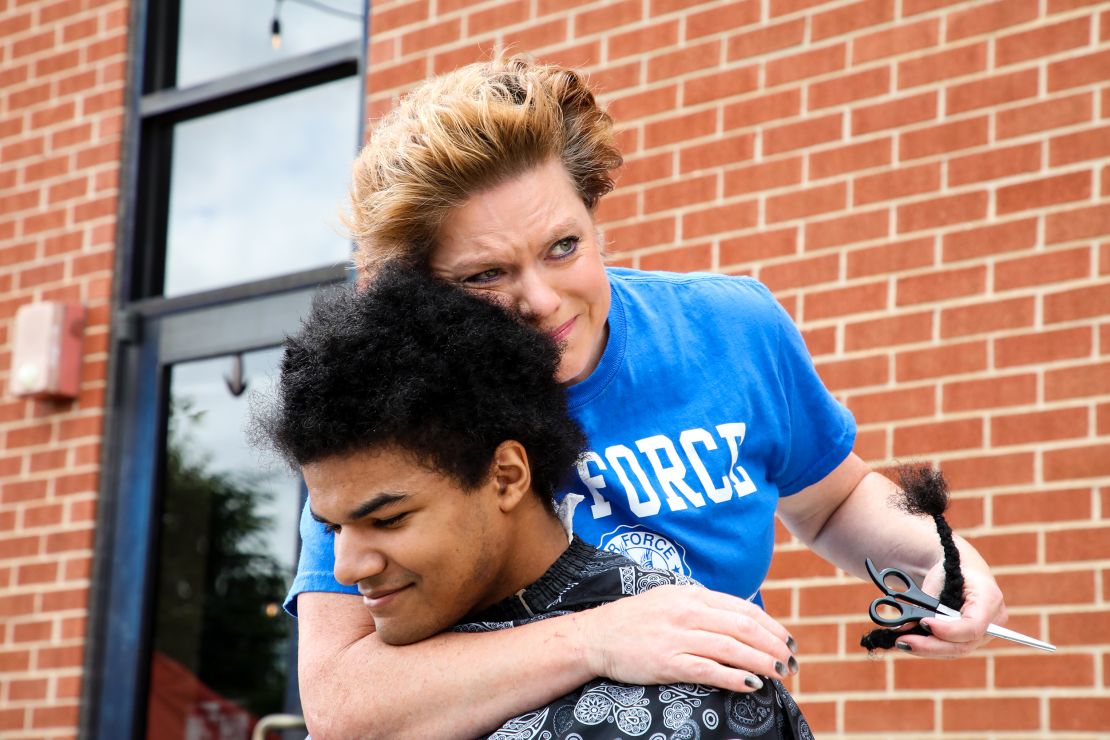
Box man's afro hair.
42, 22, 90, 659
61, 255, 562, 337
254, 263, 587, 509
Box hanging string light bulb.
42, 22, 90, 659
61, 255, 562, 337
270, 0, 283, 49
267, 0, 364, 49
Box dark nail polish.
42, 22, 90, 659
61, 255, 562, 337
786, 635, 798, 654
745, 675, 764, 690
774, 661, 787, 676
895, 642, 912, 653
919, 621, 932, 635
787, 656, 799, 675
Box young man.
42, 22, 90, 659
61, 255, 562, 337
254, 265, 810, 739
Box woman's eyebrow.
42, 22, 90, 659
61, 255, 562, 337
442, 255, 496, 275
546, 218, 582, 241
443, 219, 585, 273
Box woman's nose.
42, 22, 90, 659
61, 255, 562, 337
332, 531, 387, 586
517, 269, 561, 320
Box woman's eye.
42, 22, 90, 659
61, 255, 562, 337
463, 268, 501, 284
375, 512, 409, 529
549, 237, 579, 258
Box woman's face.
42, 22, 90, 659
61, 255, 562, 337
430, 159, 611, 385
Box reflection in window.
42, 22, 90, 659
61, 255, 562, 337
146, 349, 301, 740
176, 0, 363, 89
163, 77, 359, 297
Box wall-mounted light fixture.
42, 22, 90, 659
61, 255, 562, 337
10, 301, 86, 400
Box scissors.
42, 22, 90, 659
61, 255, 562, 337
866, 558, 1056, 652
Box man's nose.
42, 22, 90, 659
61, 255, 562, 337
332, 531, 386, 586
517, 268, 561, 320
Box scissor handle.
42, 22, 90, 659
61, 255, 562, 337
869, 597, 936, 628
865, 559, 942, 612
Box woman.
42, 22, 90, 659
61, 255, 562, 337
287, 56, 1006, 739
263, 264, 813, 738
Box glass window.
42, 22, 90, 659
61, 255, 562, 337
162, 76, 359, 297
145, 348, 301, 740
91, 1, 364, 735
176, 0, 363, 89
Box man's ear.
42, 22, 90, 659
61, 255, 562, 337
490, 440, 532, 513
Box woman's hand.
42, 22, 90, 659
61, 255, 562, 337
780, 456, 1011, 660
897, 554, 1008, 657
571, 584, 798, 692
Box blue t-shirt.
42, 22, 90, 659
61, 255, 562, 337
283, 268, 856, 614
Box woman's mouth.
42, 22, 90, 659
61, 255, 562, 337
548, 317, 576, 344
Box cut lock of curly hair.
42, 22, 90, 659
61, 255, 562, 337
252, 264, 588, 511
346, 54, 623, 281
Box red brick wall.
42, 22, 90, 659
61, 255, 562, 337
369, 0, 1109, 736
2, 0, 1108, 737
0, 0, 128, 736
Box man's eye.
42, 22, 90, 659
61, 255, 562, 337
375, 512, 409, 529
322, 522, 341, 535
549, 237, 579, 258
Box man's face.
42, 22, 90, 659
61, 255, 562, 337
303, 447, 512, 645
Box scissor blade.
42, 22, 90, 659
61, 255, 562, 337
934, 603, 961, 618
985, 623, 1056, 652
864, 558, 884, 590
932, 613, 1057, 652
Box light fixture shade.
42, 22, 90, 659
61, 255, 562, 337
10, 301, 86, 399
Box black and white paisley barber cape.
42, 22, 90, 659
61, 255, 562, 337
453, 536, 814, 740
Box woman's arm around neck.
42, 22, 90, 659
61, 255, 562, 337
296, 581, 797, 738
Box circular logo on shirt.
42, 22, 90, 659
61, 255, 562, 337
598, 525, 692, 576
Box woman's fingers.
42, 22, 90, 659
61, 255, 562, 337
900, 561, 1007, 658
668, 654, 770, 693
683, 593, 796, 674
685, 629, 797, 684
890, 629, 981, 658
695, 587, 795, 645
579, 585, 796, 690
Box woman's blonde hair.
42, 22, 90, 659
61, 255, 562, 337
347, 54, 622, 278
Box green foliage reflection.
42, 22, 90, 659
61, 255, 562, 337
152, 397, 291, 719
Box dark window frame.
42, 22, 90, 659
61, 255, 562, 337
82, 1, 369, 737
132, 21, 363, 301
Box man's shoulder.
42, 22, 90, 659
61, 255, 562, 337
566, 541, 701, 599
450, 541, 701, 633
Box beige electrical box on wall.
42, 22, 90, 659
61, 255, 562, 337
10, 301, 86, 400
